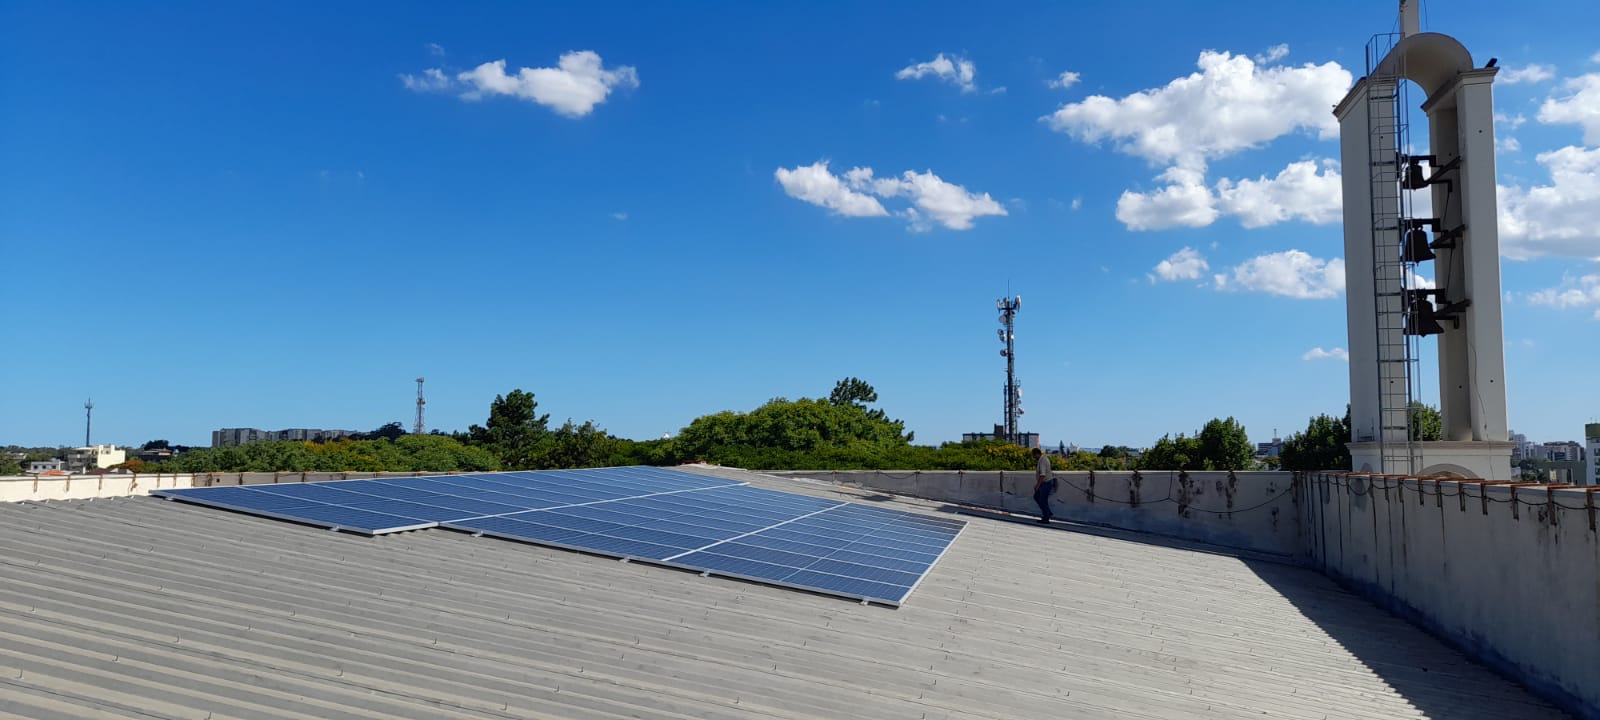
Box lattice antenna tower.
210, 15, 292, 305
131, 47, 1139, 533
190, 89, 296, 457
414, 378, 427, 435
84, 398, 93, 447
995, 296, 1023, 444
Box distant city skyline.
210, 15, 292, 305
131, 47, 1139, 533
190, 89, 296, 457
3, 1, 1596, 449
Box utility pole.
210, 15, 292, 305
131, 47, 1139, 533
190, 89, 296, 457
996, 296, 1022, 444
84, 398, 93, 447
414, 378, 426, 436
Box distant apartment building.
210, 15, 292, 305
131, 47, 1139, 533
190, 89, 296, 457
1539, 441, 1585, 462
961, 430, 1041, 449
1587, 423, 1600, 487
211, 427, 357, 447
1509, 431, 1539, 461
1255, 437, 1283, 459
138, 447, 175, 463
65, 445, 125, 472
27, 459, 64, 474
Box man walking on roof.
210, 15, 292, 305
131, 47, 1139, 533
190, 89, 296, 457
1032, 447, 1055, 525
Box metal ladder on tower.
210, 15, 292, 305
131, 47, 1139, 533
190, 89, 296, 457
1365, 34, 1418, 476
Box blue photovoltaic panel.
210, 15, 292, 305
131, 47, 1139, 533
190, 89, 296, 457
445, 484, 966, 606
153, 466, 745, 535
155, 465, 966, 605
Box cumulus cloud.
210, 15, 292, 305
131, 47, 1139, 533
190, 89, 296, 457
1497, 136, 1521, 153
1526, 268, 1600, 320
1041, 48, 1350, 169
896, 53, 978, 93
1214, 250, 1345, 299
1496, 112, 1528, 129
1151, 247, 1209, 282
1254, 44, 1289, 64
401, 68, 451, 92
1215, 159, 1343, 228
1538, 73, 1600, 144
403, 50, 638, 117
426, 42, 446, 57
1049, 71, 1081, 89
774, 161, 1005, 230
1500, 63, 1556, 85
773, 162, 889, 218
1499, 145, 1600, 259
1302, 347, 1349, 361
1117, 167, 1218, 230
1116, 159, 1342, 231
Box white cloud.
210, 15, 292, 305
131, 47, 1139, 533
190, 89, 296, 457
1116, 159, 1342, 231
896, 53, 978, 93
1254, 44, 1289, 64
456, 52, 639, 116
1215, 250, 1345, 299
1498, 145, 1600, 259
426, 42, 446, 57
1526, 268, 1600, 319
1116, 166, 1218, 230
405, 51, 638, 118
1049, 71, 1081, 90
774, 161, 1005, 230
1538, 73, 1600, 144
1152, 247, 1209, 282
773, 162, 888, 218
400, 68, 451, 92
1302, 347, 1349, 361
1496, 112, 1528, 129
611, 212, 628, 221
872, 169, 1008, 230
1041, 49, 1350, 169
1215, 159, 1343, 228
1499, 63, 1556, 85
1593, 51, 1600, 64
1070, 197, 1082, 211
1497, 136, 1521, 153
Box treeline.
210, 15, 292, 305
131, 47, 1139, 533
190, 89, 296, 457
132, 378, 1271, 474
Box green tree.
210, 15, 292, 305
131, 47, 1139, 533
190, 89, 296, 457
538, 420, 614, 469
1198, 416, 1254, 470
1140, 434, 1203, 470
1409, 402, 1442, 441
467, 389, 551, 469
1279, 409, 1354, 472
361, 422, 407, 442
141, 439, 170, 450
829, 377, 879, 407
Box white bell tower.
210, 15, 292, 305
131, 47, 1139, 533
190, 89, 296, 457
1333, 1, 1514, 479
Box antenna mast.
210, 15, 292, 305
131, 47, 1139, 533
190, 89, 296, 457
414, 378, 426, 435
996, 296, 1023, 444
84, 398, 93, 447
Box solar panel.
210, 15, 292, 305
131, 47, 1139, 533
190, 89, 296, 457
152, 466, 745, 534
444, 484, 966, 606
155, 467, 966, 606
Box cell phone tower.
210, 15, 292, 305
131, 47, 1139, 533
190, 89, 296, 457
414, 378, 426, 436
84, 398, 94, 447
996, 296, 1022, 443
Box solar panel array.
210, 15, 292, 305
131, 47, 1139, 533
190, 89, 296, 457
154, 467, 965, 606
154, 467, 739, 534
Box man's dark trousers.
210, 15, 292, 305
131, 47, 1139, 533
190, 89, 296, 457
1033, 479, 1056, 521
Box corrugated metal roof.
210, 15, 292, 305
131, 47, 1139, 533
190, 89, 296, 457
0, 469, 1566, 719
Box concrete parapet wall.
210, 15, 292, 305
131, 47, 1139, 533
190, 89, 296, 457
767, 470, 1301, 558
0, 470, 449, 503
1303, 472, 1600, 719
0, 473, 201, 502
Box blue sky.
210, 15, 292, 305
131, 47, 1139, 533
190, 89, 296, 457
3, 0, 1597, 450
